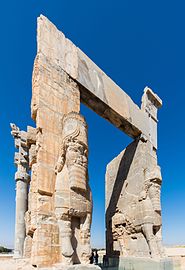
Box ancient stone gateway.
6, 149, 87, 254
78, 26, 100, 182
11, 15, 172, 270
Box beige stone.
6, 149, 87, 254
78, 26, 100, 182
24, 235, 32, 258
31, 223, 59, 267
54, 112, 92, 265
0, 258, 101, 270
26, 41, 81, 266
36, 15, 153, 141
106, 138, 164, 259
11, 124, 30, 258
141, 87, 162, 149
10, 14, 165, 269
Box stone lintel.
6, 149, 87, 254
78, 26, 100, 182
37, 15, 158, 141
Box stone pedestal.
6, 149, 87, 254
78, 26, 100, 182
105, 257, 174, 270
42, 264, 101, 270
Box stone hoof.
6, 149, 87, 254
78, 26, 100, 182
80, 245, 91, 262
62, 238, 74, 258
150, 252, 161, 260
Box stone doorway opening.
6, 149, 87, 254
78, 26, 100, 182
80, 103, 132, 252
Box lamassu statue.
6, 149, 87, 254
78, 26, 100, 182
55, 112, 92, 265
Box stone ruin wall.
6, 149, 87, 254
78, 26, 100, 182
28, 56, 81, 266
30, 58, 78, 266
11, 16, 94, 268
26, 52, 94, 267
10, 15, 165, 269
106, 139, 164, 259
106, 88, 163, 260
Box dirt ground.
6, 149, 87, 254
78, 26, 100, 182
0, 247, 185, 270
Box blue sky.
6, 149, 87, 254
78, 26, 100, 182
0, 0, 185, 249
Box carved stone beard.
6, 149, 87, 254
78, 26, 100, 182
57, 112, 89, 192
65, 139, 88, 191
148, 181, 161, 213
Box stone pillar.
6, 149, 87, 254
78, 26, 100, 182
30, 53, 81, 267
11, 123, 30, 258
23, 126, 37, 259
141, 86, 162, 150
55, 112, 92, 266
106, 87, 163, 260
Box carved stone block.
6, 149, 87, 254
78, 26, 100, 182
106, 138, 164, 259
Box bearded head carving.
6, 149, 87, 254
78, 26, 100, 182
144, 166, 162, 213
56, 112, 88, 192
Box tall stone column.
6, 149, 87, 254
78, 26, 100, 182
11, 123, 30, 258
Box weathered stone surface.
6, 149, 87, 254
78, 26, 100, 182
23, 235, 32, 258
141, 87, 162, 149
31, 223, 59, 267
55, 112, 92, 265
27, 38, 81, 265
106, 138, 164, 259
107, 257, 173, 270
27, 126, 37, 146
52, 264, 101, 270
10, 14, 164, 269
23, 17, 94, 265
37, 15, 158, 142
11, 124, 30, 258
0, 259, 101, 270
